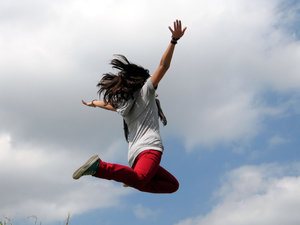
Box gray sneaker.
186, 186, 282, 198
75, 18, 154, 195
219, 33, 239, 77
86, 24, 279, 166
72, 155, 100, 180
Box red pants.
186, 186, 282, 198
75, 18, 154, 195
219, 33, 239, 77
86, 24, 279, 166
94, 150, 179, 193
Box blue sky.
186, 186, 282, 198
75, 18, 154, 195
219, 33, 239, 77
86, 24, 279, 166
1, 0, 300, 225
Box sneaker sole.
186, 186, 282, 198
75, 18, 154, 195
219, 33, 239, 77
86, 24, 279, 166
72, 155, 99, 180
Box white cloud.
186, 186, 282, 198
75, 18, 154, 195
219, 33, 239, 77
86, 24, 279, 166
133, 204, 161, 220
267, 135, 289, 147
1, 0, 300, 222
0, 134, 130, 222
0, 0, 299, 151
175, 163, 300, 225
159, 0, 300, 149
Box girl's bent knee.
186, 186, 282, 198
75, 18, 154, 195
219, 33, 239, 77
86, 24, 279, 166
170, 180, 179, 193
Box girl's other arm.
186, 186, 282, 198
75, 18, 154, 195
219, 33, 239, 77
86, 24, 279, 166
82, 100, 116, 111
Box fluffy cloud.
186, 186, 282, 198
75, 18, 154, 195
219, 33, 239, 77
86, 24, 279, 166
0, 0, 299, 151
0, 0, 300, 222
267, 134, 290, 148
133, 204, 161, 220
0, 134, 130, 222
162, 0, 300, 149
175, 163, 300, 225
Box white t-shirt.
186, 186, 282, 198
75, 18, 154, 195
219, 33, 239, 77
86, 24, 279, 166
116, 78, 164, 166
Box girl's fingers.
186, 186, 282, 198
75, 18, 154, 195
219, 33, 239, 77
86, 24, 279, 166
170, 20, 187, 37
174, 20, 184, 32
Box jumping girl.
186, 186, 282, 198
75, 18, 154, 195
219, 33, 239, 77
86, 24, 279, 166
73, 20, 187, 194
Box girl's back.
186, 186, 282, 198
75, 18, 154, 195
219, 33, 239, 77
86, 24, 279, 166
117, 78, 163, 166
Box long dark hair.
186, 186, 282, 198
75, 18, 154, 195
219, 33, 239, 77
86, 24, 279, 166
97, 55, 150, 108
98, 55, 167, 142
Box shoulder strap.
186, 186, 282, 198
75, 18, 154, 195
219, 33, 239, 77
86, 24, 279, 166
123, 119, 129, 142
155, 98, 167, 126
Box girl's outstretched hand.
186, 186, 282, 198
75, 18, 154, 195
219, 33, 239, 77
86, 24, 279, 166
168, 20, 187, 40
82, 100, 95, 107
82, 99, 116, 111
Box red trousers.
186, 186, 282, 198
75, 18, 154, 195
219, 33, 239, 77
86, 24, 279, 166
94, 150, 179, 193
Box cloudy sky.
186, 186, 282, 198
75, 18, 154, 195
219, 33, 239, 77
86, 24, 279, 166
1, 0, 300, 224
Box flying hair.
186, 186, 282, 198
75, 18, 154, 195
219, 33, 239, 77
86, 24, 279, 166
97, 55, 150, 108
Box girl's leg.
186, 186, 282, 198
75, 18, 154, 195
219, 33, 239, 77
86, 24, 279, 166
93, 150, 179, 193
138, 165, 179, 193
93, 150, 161, 191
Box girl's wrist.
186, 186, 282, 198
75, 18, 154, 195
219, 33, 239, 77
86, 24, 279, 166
171, 37, 180, 45
91, 99, 97, 107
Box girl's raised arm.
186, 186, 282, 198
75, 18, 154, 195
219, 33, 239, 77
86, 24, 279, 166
151, 20, 187, 88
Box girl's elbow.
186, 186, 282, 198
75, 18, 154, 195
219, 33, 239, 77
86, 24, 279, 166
160, 63, 170, 72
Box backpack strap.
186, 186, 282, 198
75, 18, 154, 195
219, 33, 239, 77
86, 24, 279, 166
155, 98, 167, 126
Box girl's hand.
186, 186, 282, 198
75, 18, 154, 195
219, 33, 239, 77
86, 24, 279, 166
82, 100, 96, 107
168, 20, 187, 40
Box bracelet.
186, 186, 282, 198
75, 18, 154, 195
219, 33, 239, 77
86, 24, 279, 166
171, 39, 177, 45
171, 37, 180, 45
